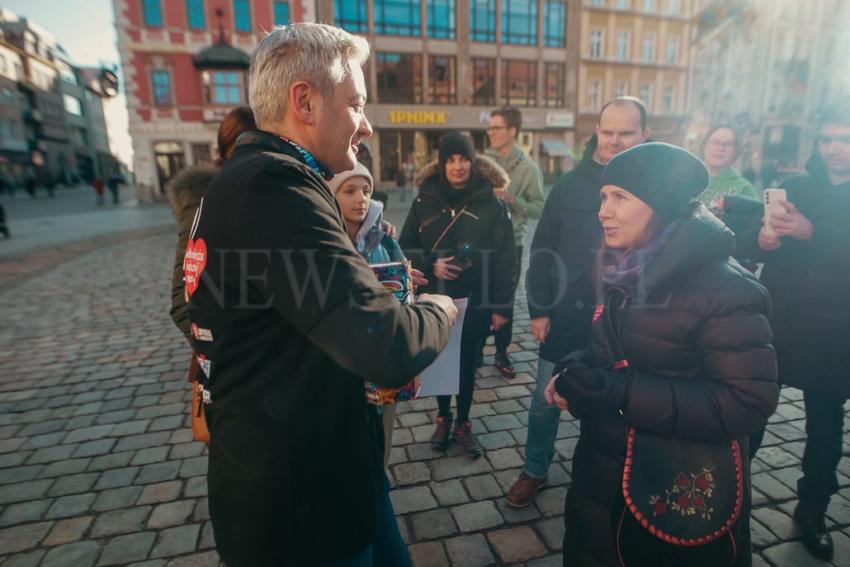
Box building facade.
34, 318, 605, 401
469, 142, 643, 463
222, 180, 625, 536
114, 0, 314, 200
578, 0, 693, 144
318, 0, 580, 184
0, 9, 120, 188
687, 0, 850, 172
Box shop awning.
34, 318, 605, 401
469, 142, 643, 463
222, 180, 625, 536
540, 139, 569, 156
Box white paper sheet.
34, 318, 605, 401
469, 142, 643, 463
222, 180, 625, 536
417, 298, 468, 397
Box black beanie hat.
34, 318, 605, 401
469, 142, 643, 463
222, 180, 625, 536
438, 131, 476, 169
600, 142, 709, 222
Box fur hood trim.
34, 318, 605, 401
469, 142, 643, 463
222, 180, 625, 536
415, 154, 509, 190
166, 165, 219, 212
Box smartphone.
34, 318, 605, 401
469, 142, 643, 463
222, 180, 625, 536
762, 188, 787, 237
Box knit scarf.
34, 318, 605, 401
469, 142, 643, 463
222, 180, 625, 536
602, 221, 681, 293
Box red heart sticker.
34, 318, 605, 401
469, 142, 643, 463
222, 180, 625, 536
183, 238, 207, 298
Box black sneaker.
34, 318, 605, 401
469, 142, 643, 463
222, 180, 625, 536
794, 503, 834, 560
453, 420, 482, 458
494, 352, 516, 379
430, 414, 453, 451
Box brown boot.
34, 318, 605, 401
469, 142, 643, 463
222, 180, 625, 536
494, 352, 516, 379
453, 420, 482, 458
506, 472, 546, 508
430, 414, 453, 451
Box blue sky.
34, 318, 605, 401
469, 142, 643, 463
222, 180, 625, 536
1, 0, 133, 167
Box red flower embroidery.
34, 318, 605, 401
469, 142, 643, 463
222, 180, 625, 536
675, 473, 690, 488
653, 500, 669, 515
676, 495, 691, 509
693, 495, 706, 510
695, 475, 711, 491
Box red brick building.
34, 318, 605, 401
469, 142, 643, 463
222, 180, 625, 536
114, 0, 313, 199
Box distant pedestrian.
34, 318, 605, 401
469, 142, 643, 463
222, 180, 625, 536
92, 177, 105, 206
24, 176, 36, 198
107, 175, 121, 204
395, 166, 407, 202
698, 125, 757, 207
0, 203, 9, 238
741, 97, 850, 561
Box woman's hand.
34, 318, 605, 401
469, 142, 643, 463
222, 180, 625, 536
433, 257, 462, 281
490, 313, 509, 332
410, 268, 429, 290
381, 220, 398, 239
544, 375, 569, 410
530, 316, 551, 343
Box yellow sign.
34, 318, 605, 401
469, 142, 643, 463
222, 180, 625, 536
389, 110, 447, 125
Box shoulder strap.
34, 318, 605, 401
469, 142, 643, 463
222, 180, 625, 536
429, 205, 470, 255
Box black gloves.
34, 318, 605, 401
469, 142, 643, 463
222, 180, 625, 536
554, 361, 631, 417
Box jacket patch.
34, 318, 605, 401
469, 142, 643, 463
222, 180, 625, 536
592, 304, 605, 323
196, 354, 212, 380
183, 238, 207, 298
191, 324, 213, 342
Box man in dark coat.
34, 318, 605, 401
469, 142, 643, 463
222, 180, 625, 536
741, 97, 850, 560
187, 24, 456, 566
506, 97, 649, 507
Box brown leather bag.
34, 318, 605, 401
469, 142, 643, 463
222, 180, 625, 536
187, 355, 210, 444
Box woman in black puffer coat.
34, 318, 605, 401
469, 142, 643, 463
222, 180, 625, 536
546, 143, 778, 566
400, 132, 518, 459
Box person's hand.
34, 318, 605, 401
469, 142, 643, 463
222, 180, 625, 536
410, 268, 428, 290
381, 220, 398, 239
556, 362, 630, 417
490, 313, 509, 332
418, 293, 458, 326
770, 200, 813, 240
530, 316, 551, 343
758, 225, 782, 251
494, 189, 517, 205
544, 375, 569, 410
433, 257, 462, 281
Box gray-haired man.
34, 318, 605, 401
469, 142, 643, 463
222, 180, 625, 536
188, 23, 456, 566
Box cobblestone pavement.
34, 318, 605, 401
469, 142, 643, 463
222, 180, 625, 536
1, 231, 849, 566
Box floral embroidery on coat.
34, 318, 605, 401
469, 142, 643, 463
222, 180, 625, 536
649, 467, 716, 520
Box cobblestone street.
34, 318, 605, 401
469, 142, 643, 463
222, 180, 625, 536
1, 227, 849, 566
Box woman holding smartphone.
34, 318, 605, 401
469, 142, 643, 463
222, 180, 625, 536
400, 132, 518, 458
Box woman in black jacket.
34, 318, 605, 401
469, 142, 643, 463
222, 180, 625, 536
546, 143, 778, 566
400, 132, 518, 458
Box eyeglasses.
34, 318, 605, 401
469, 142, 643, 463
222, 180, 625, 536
707, 140, 736, 149
486, 126, 510, 132
818, 135, 850, 145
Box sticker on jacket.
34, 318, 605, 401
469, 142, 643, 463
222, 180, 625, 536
191, 324, 213, 342
196, 354, 212, 381
183, 238, 207, 299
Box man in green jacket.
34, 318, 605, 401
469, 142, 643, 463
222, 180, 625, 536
485, 107, 545, 378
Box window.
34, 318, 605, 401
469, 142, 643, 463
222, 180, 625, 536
639, 81, 653, 110
643, 0, 655, 10
590, 29, 604, 58
543, 62, 565, 107
617, 0, 630, 8
544, 1, 566, 47
666, 0, 679, 14
429, 56, 456, 103
590, 0, 604, 6
472, 58, 496, 105
642, 33, 655, 62
376, 53, 423, 103
501, 60, 537, 106
666, 36, 679, 64
187, 0, 205, 29
63, 94, 83, 116
334, 1, 368, 32
613, 80, 628, 98
375, 0, 421, 36
192, 143, 212, 165
58, 64, 77, 85
587, 80, 602, 111
428, 0, 455, 39
615, 31, 630, 60
209, 71, 242, 104
502, 0, 537, 45
233, 0, 251, 32
662, 85, 675, 113
470, 0, 495, 42
143, 0, 163, 27
151, 69, 172, 106
274, 1, 290, 25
